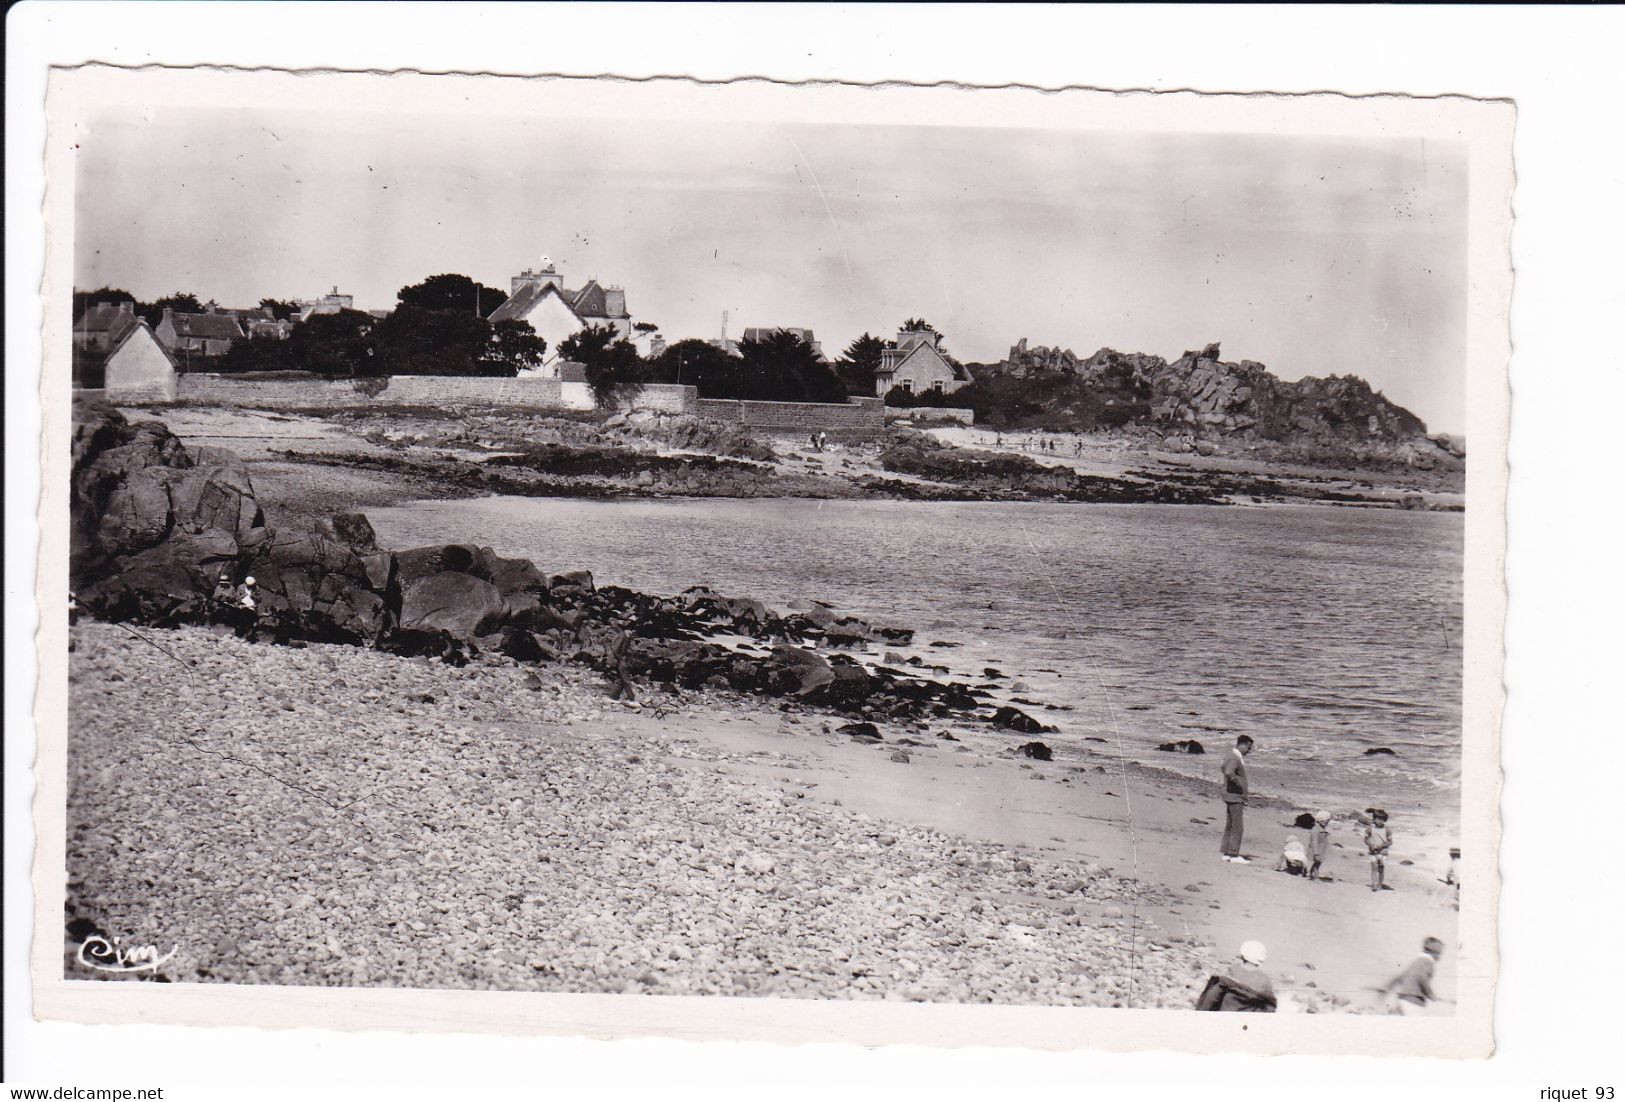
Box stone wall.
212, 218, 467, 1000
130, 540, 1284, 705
172, 374, 580, 411
614, 384, 698, 415
698, 395, 887, 435
884, 406, 975, 425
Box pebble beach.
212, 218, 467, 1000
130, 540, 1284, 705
65, 619, 1456, 1011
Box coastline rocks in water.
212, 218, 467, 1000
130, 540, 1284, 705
1156, 739, 1206, 755
1016, 741, 1054, 762
992, 705, 1057, 734
1363, 747, 1398, 757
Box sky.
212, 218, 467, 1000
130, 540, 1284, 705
75, 105, 1468, 432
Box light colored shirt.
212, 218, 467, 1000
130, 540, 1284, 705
1221, 748, 1249, 804
1387, 953, 1437, 1004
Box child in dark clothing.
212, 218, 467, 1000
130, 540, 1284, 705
1307, 809, 1332, 881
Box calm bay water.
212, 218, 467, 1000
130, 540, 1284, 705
367, 497, 1464, 832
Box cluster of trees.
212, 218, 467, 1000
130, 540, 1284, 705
218, 274, 545, 378
560, 326, 853, 407
78, 279, 991, 411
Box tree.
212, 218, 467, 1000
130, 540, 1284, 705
645, 338, 745, 395
259, 297, 302, 321
836, 332, 887, 396
217, 334, 298, 374
560, 324, 644, 407
485, 318, 547, 374
73, 287, 137, 321
288, 309, 379, 378
372, 305, 492, 375
395, 273, 509, 317
368, 278, 545, 377
736, 329, 846, 403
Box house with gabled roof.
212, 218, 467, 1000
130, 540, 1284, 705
72, 302, 178, 399
156, 307, 244, 356
874, 325, 970, 398
487, 260, 632, 376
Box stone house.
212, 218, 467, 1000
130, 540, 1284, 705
156, 307, 244, 356
297, 287, 356, 322
874, 325, 970, 397
72, 303, 178, 399
487, 261, 632, 375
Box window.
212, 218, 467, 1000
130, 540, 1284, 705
899, 379, 914, 393
931, 380, 945, 393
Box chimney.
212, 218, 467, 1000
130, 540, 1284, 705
118, 301, 134, 315
604, 286, 627, 318
161, 306, 174, 323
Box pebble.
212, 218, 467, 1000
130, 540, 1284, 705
65, 622, 1216, 1009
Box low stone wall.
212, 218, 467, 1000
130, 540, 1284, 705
697, 395, 886, 436
614, 384, 698, 415
162, 374, 705, 414
885, 406, 976, 425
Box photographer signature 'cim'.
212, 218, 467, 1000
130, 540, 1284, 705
75, 930, 177, 974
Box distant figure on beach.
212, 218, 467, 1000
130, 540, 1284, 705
1442, 846, 1461, 889
237, 575, 258, 611
1381, 936, 1446, 1015
1195, 940, 1277, 1012
1364, 808, 1393, 891
1074, 440, 1083, 457
68, 591, 80, 626
819, 431, 829, 451
1274, 835, 1308, 876
1220, 734, 1254, 862
809, 432, 820, 452
1307, 809, 1332, 881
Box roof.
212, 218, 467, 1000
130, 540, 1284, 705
741, 327, 816, 344
167, 312, 244, 341
74, 303, 140, 341
488, 280, 582, 326
73, 319, 177, 375
876, 340, 968, 381
489, 278, 627, 325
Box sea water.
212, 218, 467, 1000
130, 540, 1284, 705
367, 497, 1464, 838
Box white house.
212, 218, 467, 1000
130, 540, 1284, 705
874, 325, 970, 397
487, 260, 633, 375
72, 303, 178, 400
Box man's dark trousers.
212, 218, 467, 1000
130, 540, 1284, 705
1221, 801, 1245, 857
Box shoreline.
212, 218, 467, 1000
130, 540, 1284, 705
120, 402, 1466, 524
64, 401, 1461, 1012
65, 621, 1459, 1010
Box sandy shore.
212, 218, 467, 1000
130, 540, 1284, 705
66, 622, 1458, 1011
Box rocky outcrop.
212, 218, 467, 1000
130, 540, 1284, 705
72, 403, 268, 586
987, 338, 1460, 467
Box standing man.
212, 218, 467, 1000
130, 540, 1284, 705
1220, 734, 1255, 863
